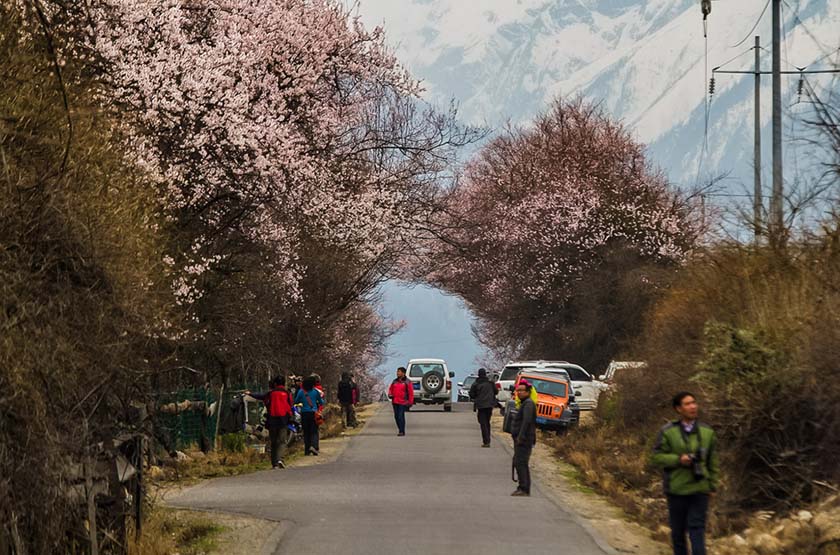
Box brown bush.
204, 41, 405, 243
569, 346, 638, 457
581, 239, 840, 535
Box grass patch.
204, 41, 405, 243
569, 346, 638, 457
558, 466, 596, 495
129, 507, 224, 555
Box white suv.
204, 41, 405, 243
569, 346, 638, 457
496, 360, 604, 411
406, 358, 454, 412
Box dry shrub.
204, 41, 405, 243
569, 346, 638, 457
582, 239, 840, 534
0, 5, 174, 551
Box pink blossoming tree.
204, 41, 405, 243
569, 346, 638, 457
424, 98, 701, 369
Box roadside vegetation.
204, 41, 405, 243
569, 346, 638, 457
425, 55, 840, 554
1, 1, 469, 552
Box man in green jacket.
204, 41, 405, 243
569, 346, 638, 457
651, 392, 719, 555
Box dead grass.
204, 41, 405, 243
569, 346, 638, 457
546, 427, 672, 542
128, 507, 224, 555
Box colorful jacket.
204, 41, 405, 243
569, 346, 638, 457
388, 377, 415, 406
295, 388, 324, 413
651, 420, 719, 496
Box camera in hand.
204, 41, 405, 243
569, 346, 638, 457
690, 448, 708, 481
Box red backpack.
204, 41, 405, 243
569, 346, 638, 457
267, 388, 292, 417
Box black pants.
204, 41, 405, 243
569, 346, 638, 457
301, 412, 319, 454
392, 403, 407, 434
514, 444, 532, 493
477, 407, 493, 445
267, 418, 288, 466
667, 493, 709, 555
341, 402, 357, 427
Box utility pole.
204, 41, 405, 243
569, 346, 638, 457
754, 35, 762, 242
770, 0, 783, 246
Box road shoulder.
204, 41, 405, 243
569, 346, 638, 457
159, 403, 383, 554
493, 413, 669, 555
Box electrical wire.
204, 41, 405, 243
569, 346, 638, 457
783, 0, 834, 57
695, 29, 712, 188
731, 0, 772, 48
713, 46, 759, 71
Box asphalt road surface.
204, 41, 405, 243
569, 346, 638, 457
169, 403, 611, 554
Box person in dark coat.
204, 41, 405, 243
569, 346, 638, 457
510, 380, 537, 496
337, 372, 358, 428
469, 368, 498, 447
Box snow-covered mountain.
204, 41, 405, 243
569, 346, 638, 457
358, 0, 839, 378
359, 0, 840, 193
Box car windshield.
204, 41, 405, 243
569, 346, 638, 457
409, 363, 444, 377
527, 378, 567, 397
463, 376, 476, 387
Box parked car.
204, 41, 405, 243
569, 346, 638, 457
456, 375, 477, 402
406, 358, 455, 412
599, 361, 647, 384
496, 360, 604, 411
501, 370, 576, 435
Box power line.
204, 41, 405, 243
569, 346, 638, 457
783, 0, 835, 58
732, 0, 772, 48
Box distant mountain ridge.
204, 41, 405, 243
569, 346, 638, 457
359, 0, 839, 195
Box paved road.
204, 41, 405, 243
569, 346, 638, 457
169, 403, 610, 554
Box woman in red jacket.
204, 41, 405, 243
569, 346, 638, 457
388, 367, 415, 436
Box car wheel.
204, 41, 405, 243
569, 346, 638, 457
421, 371, 445, 394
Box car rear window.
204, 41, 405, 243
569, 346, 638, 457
500, 366, 524, 381
563, 366, 591, 381
463, 376, 476, 387
409, 363, 444, 377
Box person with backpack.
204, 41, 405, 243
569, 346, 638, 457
246, 376, 294, 469
469, 368, 497, 447
337, 372, 358, 428
510, 380, 537, 496
388, 367, 414, 436
295, 376, 325, 456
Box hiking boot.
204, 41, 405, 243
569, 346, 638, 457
277, 460, 286, 469
510, 490, 530, 497
398, 432, 405, 436
481, 443, 491, 448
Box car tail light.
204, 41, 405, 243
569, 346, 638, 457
495, 383, 501, 391
446, 380, 451, 390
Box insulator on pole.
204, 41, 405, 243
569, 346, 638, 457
701, 0, 712, 18
797, 75, 804, 102
709, 77, 716, 96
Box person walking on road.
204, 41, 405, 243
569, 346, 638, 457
469, 368, 497, 447
295, 376, 324, 456
388, 367, 414, 436
510, 381, 537, 496
652, 392, 719, 555
246, 376, 294, 469
337, 372, 358, 428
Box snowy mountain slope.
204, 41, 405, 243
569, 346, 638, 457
358, 0, 840, 190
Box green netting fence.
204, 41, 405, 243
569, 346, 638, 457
155, 382, 263, 451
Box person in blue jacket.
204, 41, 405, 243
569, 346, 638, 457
295, 375, 324, 456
